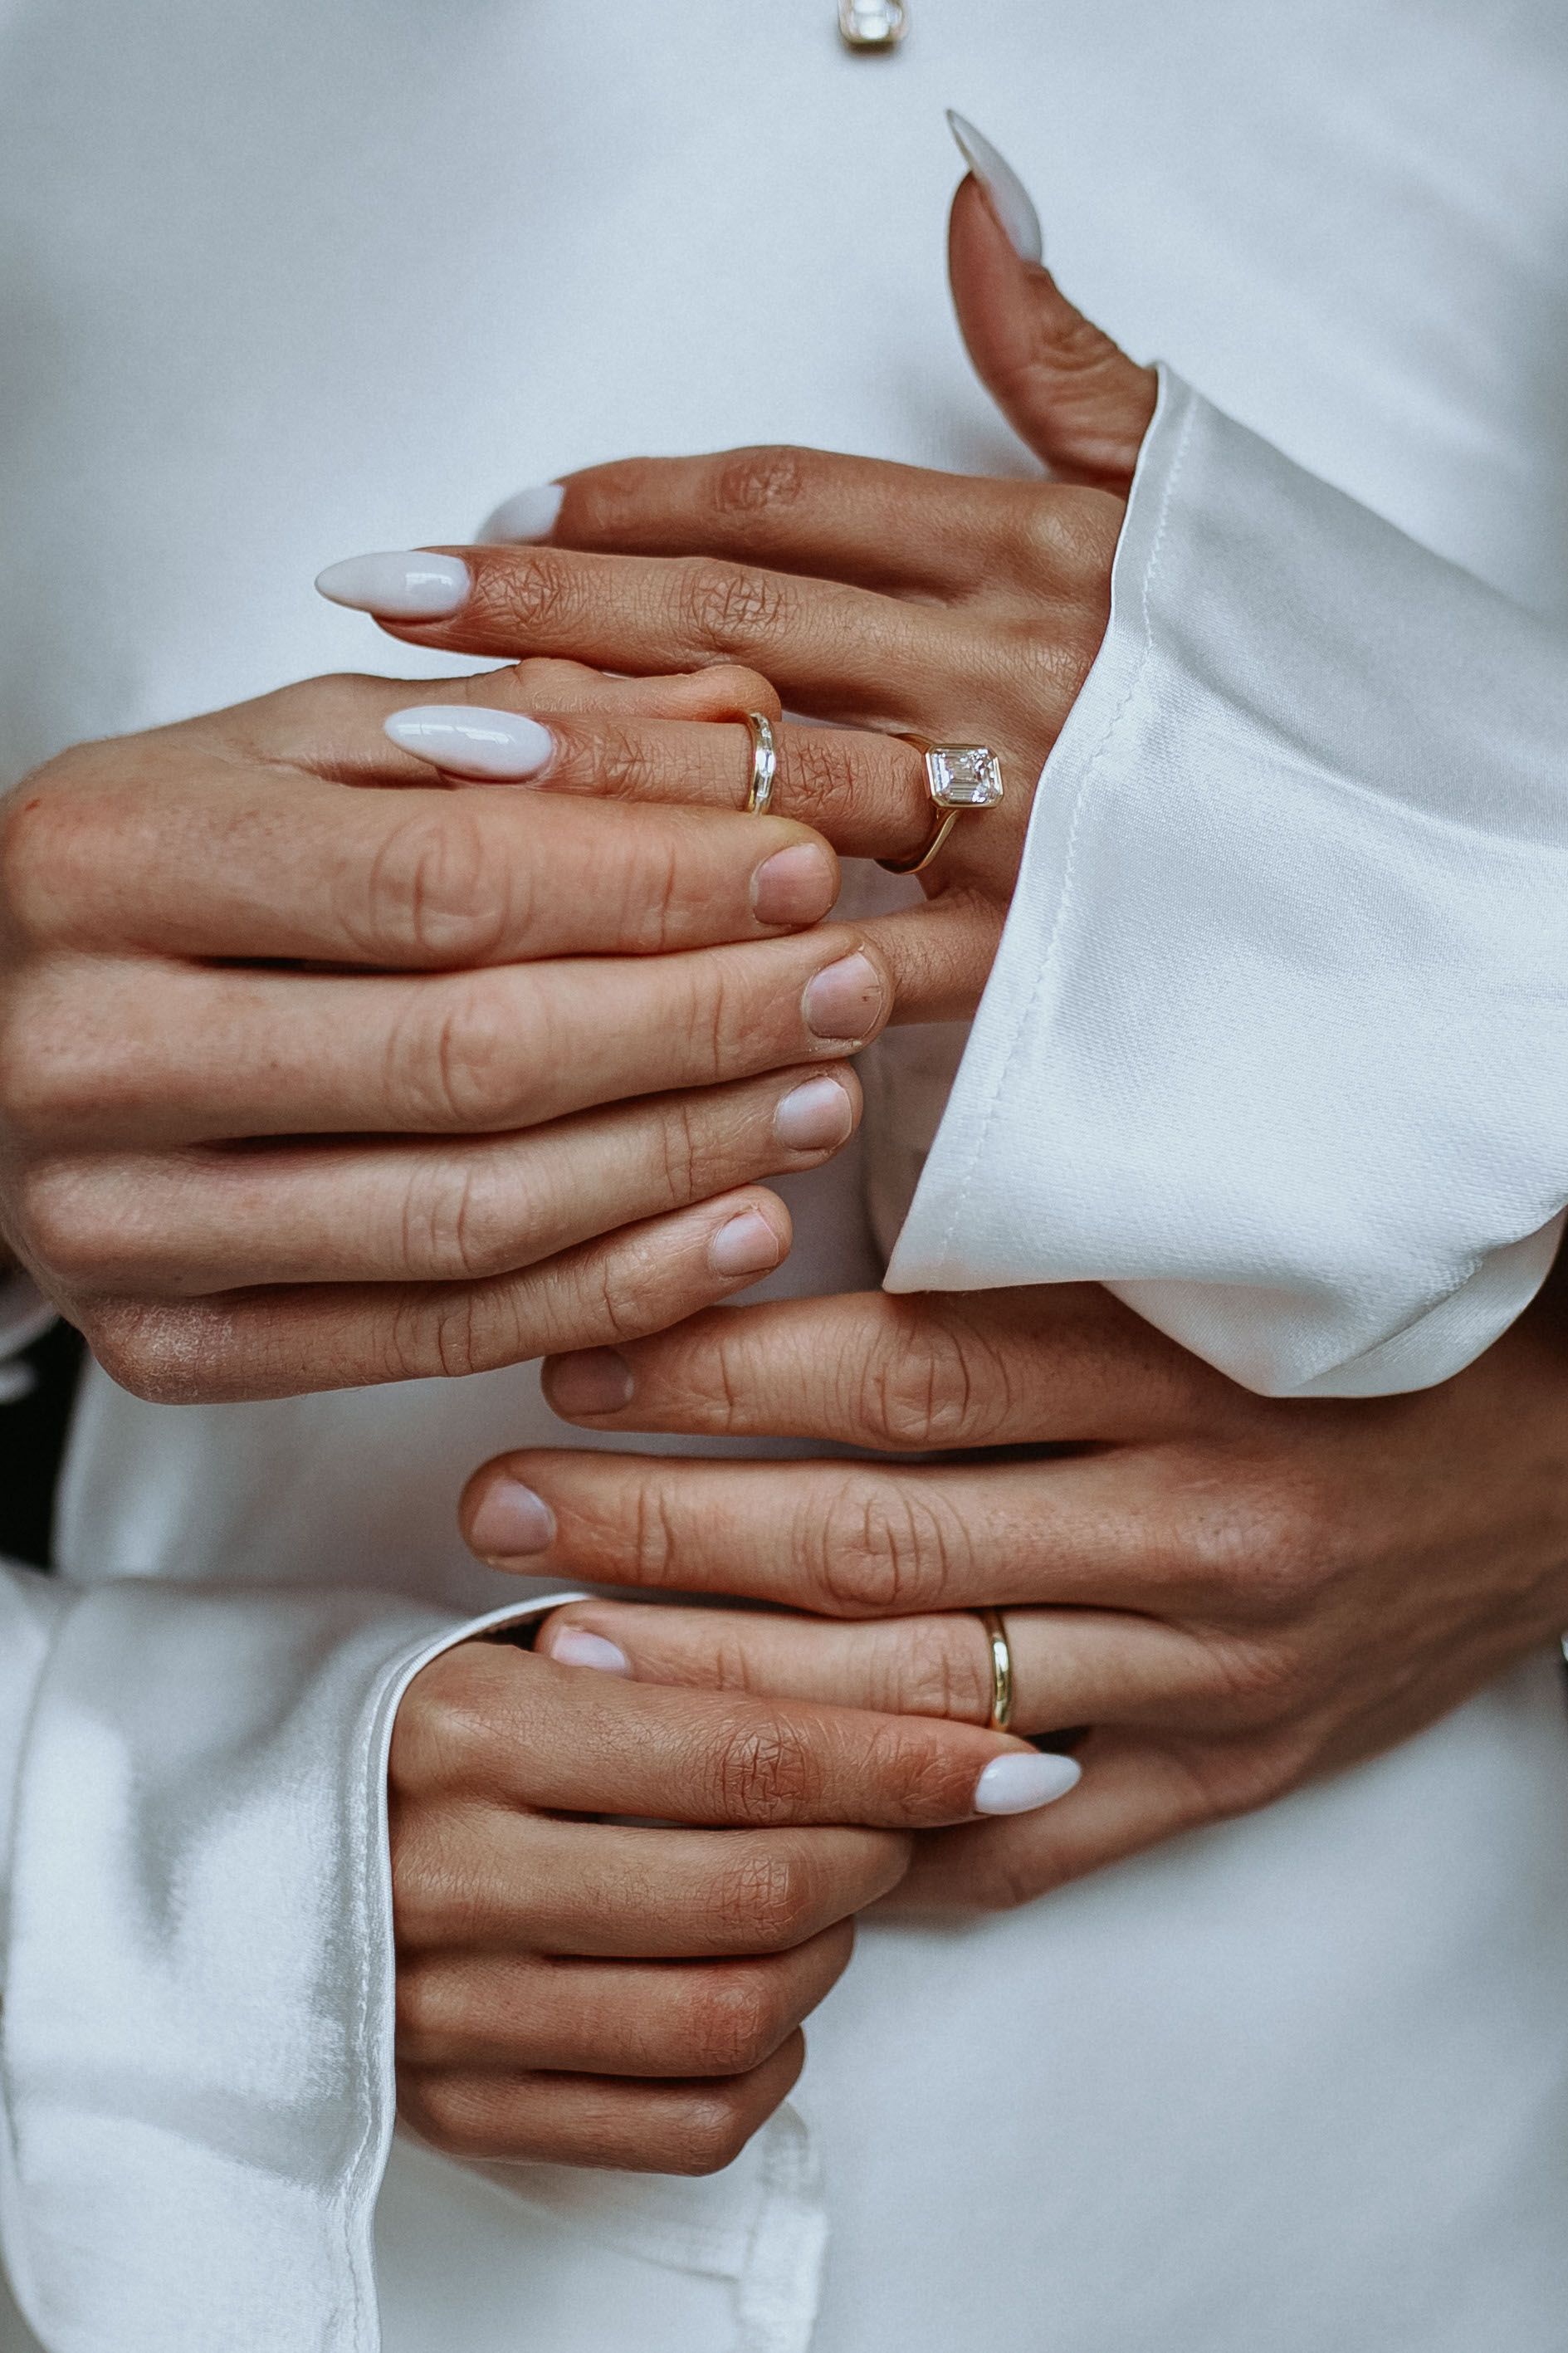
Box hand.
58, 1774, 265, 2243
316, 171, 1158, 1022
389, 1629, 1075, 2170
457, 1274, 1568, 1911
0, 660, 891, 1401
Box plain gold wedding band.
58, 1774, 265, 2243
744, 711, 779, 815
977, 1607, 1014, 1732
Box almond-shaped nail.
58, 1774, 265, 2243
478, 483, 566, 543
773, 1073, 854, 1152
469, 1478, 555, 1558
709, 1208, 787, 1278
803, 951, 885, 1042
549, 1348, 634, 1417
315, 550, 471, 619
973, 1753, 1082, 1816
946, 111, 1044, 265
383, 705, 555, 780
541, 1624, 632, 1675
751, 843, 838, 927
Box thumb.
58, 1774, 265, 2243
946, 113, 1157, 494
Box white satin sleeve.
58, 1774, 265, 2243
886, 368, 1568, 1399
0, 1568, 578, 2353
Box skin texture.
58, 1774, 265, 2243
457, 1265, 1568, 1915
0, 659, 901, 1399
389, 1635, 1049, 2170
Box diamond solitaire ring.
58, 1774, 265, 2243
878, 735, 1005, 874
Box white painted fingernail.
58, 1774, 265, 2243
478, 483, 566, 543
973, 1752, 1082, 1815
544, 1625, 632, 1675
315, 550, 471, 619
945, 111, 1043, 265
383, 705, 556, 780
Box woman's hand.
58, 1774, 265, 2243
0, 659, 895, 1401
389, 1630, 1077, 2169
316, 170, 1157, 1022
457, 1272, 1568, 1912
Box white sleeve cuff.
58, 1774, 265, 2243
887, 368, 1568, 1398
0, 1578, 580, 2353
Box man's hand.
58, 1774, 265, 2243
389, 1634, 1075, 2170
313, 174, 1158, 1025
457, 1274, 1568, 1911
0, 660, 892, 1401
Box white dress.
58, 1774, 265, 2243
2, 5, 1568, 2349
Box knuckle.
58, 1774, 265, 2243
1202, 1633, 1306, 1719
395, 1954, 459, 2047
385, 1284, 491, 1381
0, 771, 77, 943
888, 1616, 992, 1724
476, 548, 587, 638
393, 1643, 511, 1789
665, 2085, 759, 2175
813, 1475, 958, 1617
85, 1297, 231, 1405
710, 445, 811, 521
12, 1161, 109, 1287
344, 805, 510, 966
676, 558, 790, 654
398, 1152, 512, 1283
0, 981, 96, 1143
779, 728, 857, 829
702, 1710, 821, 1823
850, 1309, 1009, 1451
392, 973, 527, 1129
398, 2070, 494, 2159
712, 1845, 815, 1949
1180, 1476, 1331, 1620
688, 1966, 782, 2076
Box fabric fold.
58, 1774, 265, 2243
887, 369, 1568, 1397
0, 1577, 574, 2353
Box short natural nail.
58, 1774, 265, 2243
773, 1073, 854, 1152
708, 1207, 786, 1278
751, 843, 838, 927
542, 1624, 632, 1675
549, 1348, 634, 1417
315, 550, 472, 619
973, 1753, 1082, 1816
803, 951, 885, 1042
946, 110, 1044, 265
468, 1479, 556, 1558
477, 483, 566, 544
383, 705, 555, 780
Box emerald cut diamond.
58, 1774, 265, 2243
838, 1, 909, 49
925, 744, 1004, 810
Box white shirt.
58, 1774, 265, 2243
2, 5, 1568, 2349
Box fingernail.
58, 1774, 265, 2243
751, 843, 838, 927
383, 705, 555, 780
549, 1348, 634, 1416
803, 951, 885, 1042
773, 1073, 854, 1152
541, 1624, 632, 1675
973, 1753, 1082, 1816
946, 110, 1044, 265
315, 550, 471, 619
708, 1207, 786, 1278
469, 1478, 556, 1558
478, 483, 566, 543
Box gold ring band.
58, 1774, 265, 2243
878, 733, 1005, 876
744, 711, 779, 815
977, 1607, 1014, 1732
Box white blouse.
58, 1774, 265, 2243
2, 5, 1568, 2351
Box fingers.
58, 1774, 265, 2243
398, 2033, 805, 2174
392, 1641, 1059, 1833
368, 544, 983, 727
948, 174, 1156, 493
18, 1065, 859, 1292
535, 1288, 1204, 1451
532, 1601, 1214, 1738
393, 706, 936, 868
9, 927, 891, 1145
398, 1922, 853, 2074
464, 1448, 1190, 1617
84, 1184, 795, 1402
516, 447, 1059, 601
395, 1808, 906, 1959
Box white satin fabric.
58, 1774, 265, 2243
3, 3, 1568, 2350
